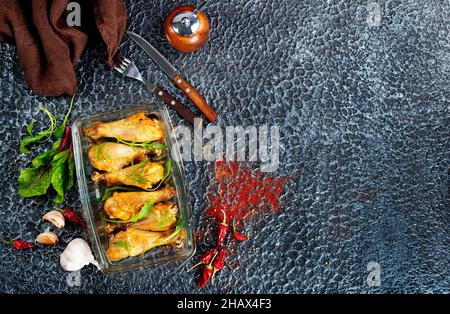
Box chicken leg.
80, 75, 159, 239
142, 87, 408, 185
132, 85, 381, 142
92, 161, 164, 189
84, 112, 164, 142
105, 202, 179, 233
107, 228, 184, 262
88, 142, 148, 172
104, 185, 176, 220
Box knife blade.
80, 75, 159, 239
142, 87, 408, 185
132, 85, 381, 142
127, 31, 217, 122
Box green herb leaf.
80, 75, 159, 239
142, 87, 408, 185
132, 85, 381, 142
144, 142, 167, 150
65, 153, 75, 192
27, 121, 35, 136
50, 149, 71, 204
115, 137, 167, 150
31, 139, 61, 168
18, 167, 52, 198
104, 200, 155, 224
161, 215, 184, 244
100, 186, 139, 202
53, 95, 75, 138
18, 139, 62, 197
139, 216, 184, 258
20, 132, 51, 155
146, 159, 172, 191
112, 239, 130, 251
20, 105, 57, 154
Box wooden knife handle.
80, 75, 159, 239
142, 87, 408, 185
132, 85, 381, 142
172, 74, 217, 122
153, 85, 198, 126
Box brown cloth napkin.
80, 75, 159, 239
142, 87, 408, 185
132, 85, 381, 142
0, 0, 127, 96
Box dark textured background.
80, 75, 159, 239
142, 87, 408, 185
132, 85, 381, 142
0, 0, 449, 293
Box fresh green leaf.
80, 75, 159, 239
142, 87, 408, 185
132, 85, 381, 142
129, 200, 154, 222
138, 215, 184, 258
53, 95, 75, 138
50, 149, 70, 204
31, 139, 61, 168
65, 152, 75, 192
163, 159, 172, 178
18, 96, 77, 202
104, 201, 154, 224
20, 132, 52, 155
161, 215, 184, 244
27, 121, 35, 136
115, 138, 167, 150
18, 138, 62, 197
100, 185, 139, 202
20, 105, 57, 154
18, 167, 52, 198
146, 159, 172, 191
143, 142, 167, 150
112, 239, 130, 251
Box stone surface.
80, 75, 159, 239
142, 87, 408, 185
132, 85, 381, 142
0, 0, 449, 293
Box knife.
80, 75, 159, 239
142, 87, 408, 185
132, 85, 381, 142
127, 31, 218, 122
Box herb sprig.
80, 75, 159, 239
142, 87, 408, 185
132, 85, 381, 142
104, 200, 154, 224
18, 96, 76, 204
115, 138, 167, 151
100, 185, 140, 202
145, 159, 172, 192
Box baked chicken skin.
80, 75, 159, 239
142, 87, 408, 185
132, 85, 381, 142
88, 142, 148, 173
107, 228, 184, 262
92, 161, 164, 190
84, 112, 164, 142
105, 202, 179, 233
104, 185, 176, 220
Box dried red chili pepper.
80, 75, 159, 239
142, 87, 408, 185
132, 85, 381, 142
232, 221, 248, 241
216, 210, 228, 246
198, 264, 214, 289
187, 247, 218, 272
211, 247, 227, 283
61, 208, 87, 229
12, 239, 36, 250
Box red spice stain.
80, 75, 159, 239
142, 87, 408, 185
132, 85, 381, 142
192, 162, 290, 287
205, 160, 288, 225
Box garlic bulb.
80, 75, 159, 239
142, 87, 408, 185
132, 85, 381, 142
60, 238, 100, 272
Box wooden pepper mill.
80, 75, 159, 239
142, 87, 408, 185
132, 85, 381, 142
164, 1, 210, 52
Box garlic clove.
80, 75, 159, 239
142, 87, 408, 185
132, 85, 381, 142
60, 238, 100, 272
36, 231, 59, 245
43, 210, 65, 229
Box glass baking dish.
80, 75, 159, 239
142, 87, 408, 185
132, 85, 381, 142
72, 102, 196, 272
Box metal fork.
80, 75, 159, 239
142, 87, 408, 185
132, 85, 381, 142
114, 55, 197, 125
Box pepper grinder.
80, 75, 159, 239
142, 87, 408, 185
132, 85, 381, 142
164, 1, 210, 52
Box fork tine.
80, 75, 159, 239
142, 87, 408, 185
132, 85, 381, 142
113, 53, 139, 78
122, 56, 131, 64
113, 58, 125, 74
119, 62, 127, 71
113, 53, 121, 62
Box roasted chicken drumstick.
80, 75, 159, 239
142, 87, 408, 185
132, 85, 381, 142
105, 202, 179, 233
104, 185, 176, 220
107, 228, 184, 262
92, 161, 164, 190
88, 142, 148, 172
84, 112, 164, 142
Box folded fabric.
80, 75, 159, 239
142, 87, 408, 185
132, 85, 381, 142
0, 0, 127, 96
